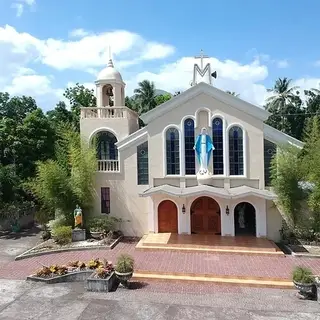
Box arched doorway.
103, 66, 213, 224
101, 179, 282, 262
234, 202, 256, 236
158, 200, 178, 233
190, 197, 221, 234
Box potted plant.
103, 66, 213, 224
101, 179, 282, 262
114, 254, 134, 288
86, 262, 116, 292
292, 266, 315, 299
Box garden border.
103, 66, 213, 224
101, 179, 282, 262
26, 270, 93, 284
283, 243, 320, 259
15, 236, 122, 261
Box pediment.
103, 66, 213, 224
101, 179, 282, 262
140, 82, 270, 124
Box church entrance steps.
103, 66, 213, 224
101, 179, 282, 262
132, 271, 293, 289
136, 234, 284, 256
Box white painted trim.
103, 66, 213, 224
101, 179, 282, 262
116, 127, 147, 150
140, 82, 270, 124
88, 126, 119, 143
211, 114, 227, 176
162, 124, 182, 177
180, 116, 196, 176
226, 123, 247, 178
263, 123, 304, 148
194, 107, 211, 128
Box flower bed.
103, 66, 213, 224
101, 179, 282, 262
16, 236, 122, 260
86, 262, 116, 292
27, 258, 111, 284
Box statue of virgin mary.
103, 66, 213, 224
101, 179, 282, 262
194, 127, 214, 174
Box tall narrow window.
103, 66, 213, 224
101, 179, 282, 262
229, 126, 244, 175
97, 131, 118, 160
212, 117, 224, 175
184, 118, 195, 174
166, 128, 180, 175
101, 187, 110, 214
137, 141, 149, 185
264, 139, 276, 186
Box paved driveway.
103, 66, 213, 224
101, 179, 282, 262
0, 279, 319, 320
0, 226, 41, 266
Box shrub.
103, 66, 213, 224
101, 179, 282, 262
86, 258, 104, 269
52, 225, 72, 245
292, 266, 314, 284
115, 254, 134, 273
88, 216, 119, 233
94, 262, 114, 279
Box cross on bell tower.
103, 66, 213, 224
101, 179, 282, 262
191, 49, 217, 86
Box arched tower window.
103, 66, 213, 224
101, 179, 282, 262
184, 118, 195, 175
166, 128, 180, 175
96, 131, 118, 160
212, 117, 224, 175
102, 84, 114, 106
229, 126, 244, 176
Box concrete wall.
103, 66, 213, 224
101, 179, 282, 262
266, 200, 283, 242
91, 142, 149, 236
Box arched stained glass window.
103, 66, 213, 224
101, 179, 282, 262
229, 126, 244, 176
212, 118, 224, 175
137, 141, 149, 185
264, 139, 276, 186
96, 131, 118, 160
184, 118, 195, 175
166, 128, 180, 175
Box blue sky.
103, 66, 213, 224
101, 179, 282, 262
1, 0, 320, 110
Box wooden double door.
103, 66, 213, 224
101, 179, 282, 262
191, 197, 221, 234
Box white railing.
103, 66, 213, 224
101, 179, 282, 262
97, 160, 120, 172
81, 107, 137, 119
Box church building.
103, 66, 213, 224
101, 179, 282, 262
80, 52, 303, 241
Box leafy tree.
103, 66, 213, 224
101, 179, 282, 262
133, 80, 157, 114
271, 145, 305, 226
155, 94, 172, 106
29, 125, 96, 225
63, 83, 96, 127
47, 101, 75, 129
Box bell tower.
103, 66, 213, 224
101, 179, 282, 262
95, 55, 125, 108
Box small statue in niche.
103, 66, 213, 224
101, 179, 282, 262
74, 205, 83, 229
238, 204, 246, 229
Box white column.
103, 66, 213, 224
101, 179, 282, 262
148, 197, 156, 233
221, 200, 234, 236
256, 199, 267, 237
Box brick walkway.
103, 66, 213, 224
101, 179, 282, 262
1, 240, 320, 280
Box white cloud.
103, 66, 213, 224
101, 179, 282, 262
11, 0, 35, 17
276, 59, 289, 69
69, 28, 90, 38
126, 56, 269, 106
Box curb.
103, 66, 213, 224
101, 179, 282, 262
283, 244, 320, 259
15, 237, 121, 261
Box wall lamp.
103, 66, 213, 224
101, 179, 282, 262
182, 204, 186, 214
226, 205, 230, 215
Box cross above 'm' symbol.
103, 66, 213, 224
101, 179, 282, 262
194, 49, 209, 70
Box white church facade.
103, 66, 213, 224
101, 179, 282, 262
80, 53, 303, 241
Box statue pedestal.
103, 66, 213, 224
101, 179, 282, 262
72, 228, 86, 242
196, 171, 213, 185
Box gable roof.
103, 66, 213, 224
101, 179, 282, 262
140, 82, 270, 124
263, 124, 304, 148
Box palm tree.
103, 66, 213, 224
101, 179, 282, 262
133, 80, 157, 114
226, 90, 240, 97
266, 78, 299, 111
266, 77, 304, 139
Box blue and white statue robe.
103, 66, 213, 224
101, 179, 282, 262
194, 133, 215, 173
